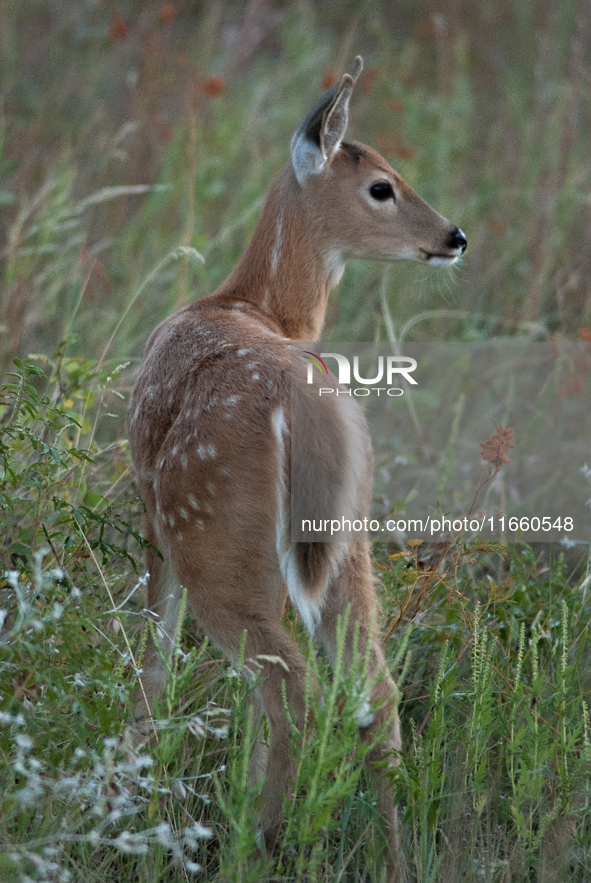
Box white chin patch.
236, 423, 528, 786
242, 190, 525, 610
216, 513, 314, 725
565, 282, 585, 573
425, 254, 458, 267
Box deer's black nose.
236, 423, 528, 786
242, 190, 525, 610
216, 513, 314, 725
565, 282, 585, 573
448, 226, 467, 253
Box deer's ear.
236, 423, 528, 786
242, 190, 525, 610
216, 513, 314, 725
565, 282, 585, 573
291, 56, 363, 185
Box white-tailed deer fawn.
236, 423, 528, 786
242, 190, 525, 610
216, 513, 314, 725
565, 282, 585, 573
129, 56, 466, 879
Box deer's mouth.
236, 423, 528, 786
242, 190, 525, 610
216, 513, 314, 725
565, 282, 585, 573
419, 227, 467, 265
419, 249, 462, 266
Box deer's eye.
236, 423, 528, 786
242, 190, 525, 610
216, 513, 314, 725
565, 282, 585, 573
369, 182, 394, 201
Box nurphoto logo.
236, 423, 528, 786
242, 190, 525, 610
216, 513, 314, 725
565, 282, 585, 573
304, 350, 417, 396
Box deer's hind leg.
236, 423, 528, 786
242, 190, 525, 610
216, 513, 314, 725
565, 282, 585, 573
168, 537, 310, 855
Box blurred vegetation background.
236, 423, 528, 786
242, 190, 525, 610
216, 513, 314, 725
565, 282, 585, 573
2, 0, 591, 375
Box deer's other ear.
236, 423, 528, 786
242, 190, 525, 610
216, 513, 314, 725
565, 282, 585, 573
290, 56, 363, 185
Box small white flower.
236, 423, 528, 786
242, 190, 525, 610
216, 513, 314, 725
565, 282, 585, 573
134, 753, 154, 770
188, 717, 205, 737
155, 822, 174, 846
114, 831, 149, 855
184, 822, 213, 843
208, 726, 229, 739
171, 779, 187, 802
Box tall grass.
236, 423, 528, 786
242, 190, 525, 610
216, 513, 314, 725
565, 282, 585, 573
1, 356, 590, 880
2, 1, 591, 880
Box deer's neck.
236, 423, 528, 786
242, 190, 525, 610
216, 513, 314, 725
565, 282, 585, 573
213, 164, 343, 341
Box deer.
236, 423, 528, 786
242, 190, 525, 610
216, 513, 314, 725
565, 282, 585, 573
128, 56, 466, 880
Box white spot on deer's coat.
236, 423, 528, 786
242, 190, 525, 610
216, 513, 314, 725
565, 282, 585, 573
181, 452, 188, 469
252, 373, 260, 381
188, 495, 199, 510
180, 507, 189, 520
206, 482, 216, 496
207, 444, 216, 459
172, 445, 178, 457
196, 519, 205, 530
237, 348, 249, 356
225, 396, 239, 405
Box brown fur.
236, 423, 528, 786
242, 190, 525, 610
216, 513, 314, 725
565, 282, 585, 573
129, 57, 465, 882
